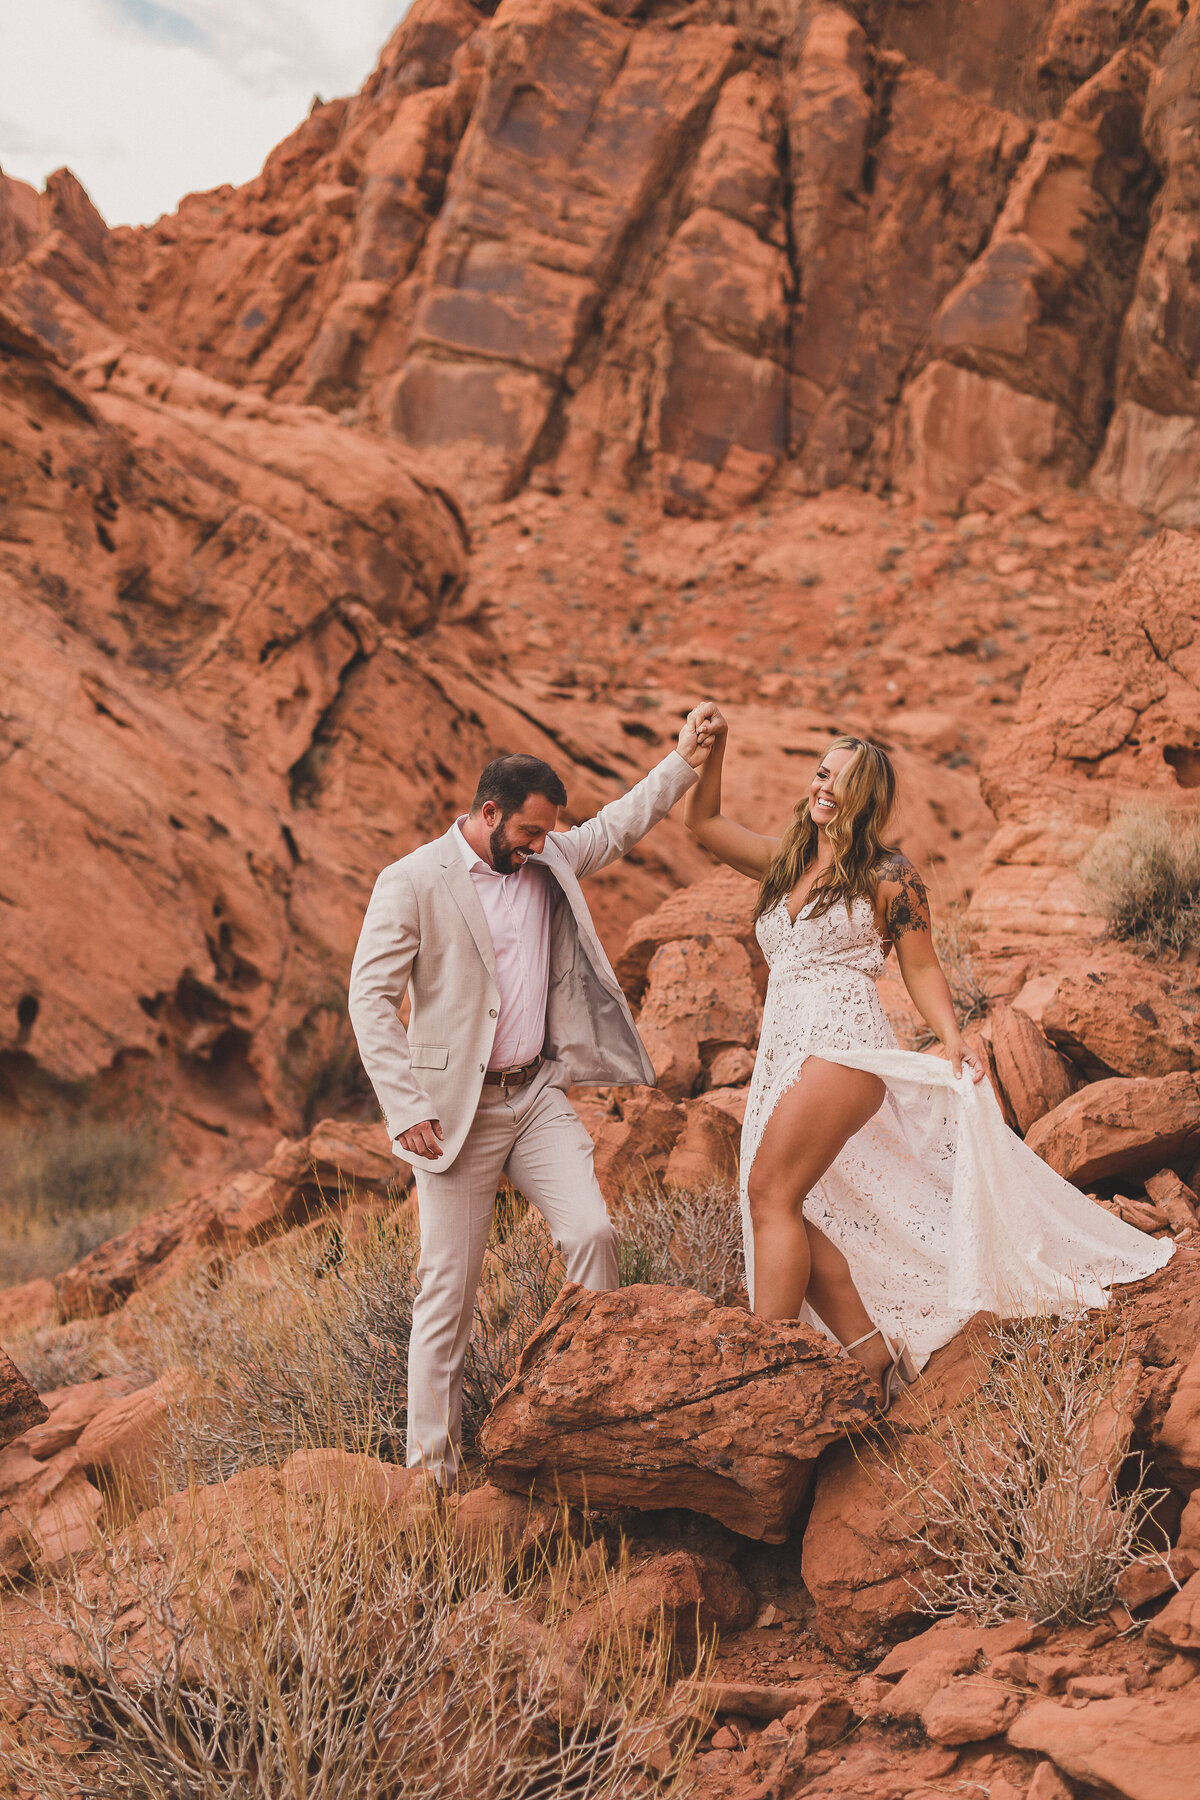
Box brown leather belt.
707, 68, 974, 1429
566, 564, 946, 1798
482, 1053, 542, 1092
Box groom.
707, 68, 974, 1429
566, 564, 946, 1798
348, 708, 714, 1483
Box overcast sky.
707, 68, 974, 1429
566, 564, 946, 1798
0, 0, 411, 228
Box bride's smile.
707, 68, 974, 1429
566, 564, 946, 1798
810, 760, 842, 823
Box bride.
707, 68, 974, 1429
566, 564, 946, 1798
684, 704, 1173, 1407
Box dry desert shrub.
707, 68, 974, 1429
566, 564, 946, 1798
0, 1120, 165, 1287
613, 1179, 744, 1302
1080, 803, 1200, 955
0, 1463, 706, 1800
111, 1214, 427, 1485
3, 1316, 112, 1394
893, 1309, 1163, 1626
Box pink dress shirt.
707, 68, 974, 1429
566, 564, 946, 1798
452, 819, 553, 1069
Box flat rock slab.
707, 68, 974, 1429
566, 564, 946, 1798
480, 1283, 877, 1541
0, 1347, 47, 1451
1009, 1691, 1200, 1800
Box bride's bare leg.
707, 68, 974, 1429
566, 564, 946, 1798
803, 1223, 880, 1349
746, 1057, 891, 1385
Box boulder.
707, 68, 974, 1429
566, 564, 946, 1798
1042, 971, 1199, 1080
922, 1677, 1021, 1745
567, 1549, 755, 1656
590, 1091, 685, 1203
706, 1046, 756, 1088
989, 1002, 1079, 1133
0, 1442, 103, 1567
1146, 1170, 1200, 1234
1159, 1340, 1200, 1488
1024, 1073, 1200, 1188
1145, 1573, 1200, 1653
75, 1370, 196, 1501
874, 1616, 1043, 1681
616, 867, 762, 1003
636, 935, 760, 1100
21, 1376, 141, 1460
872, 1643, 981, 1720
262, 1118, 408, 1190
443, 1482, 562, 1564
480, 1283, 877, 1542
0, 1347, 47, 1450
1009, 1691, 1200, 1800
664, 1087, 746, 1190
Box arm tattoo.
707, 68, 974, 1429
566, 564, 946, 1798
878, 854, 931, 940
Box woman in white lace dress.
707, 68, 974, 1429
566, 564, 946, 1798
684, 707, 1172, 1406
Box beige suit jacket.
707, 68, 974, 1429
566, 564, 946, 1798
347, 750, 698, 1173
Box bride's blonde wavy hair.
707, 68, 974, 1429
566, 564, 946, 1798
754, 736, 899, 923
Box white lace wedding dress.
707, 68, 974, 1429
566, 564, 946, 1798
740, 893, 1174, 1365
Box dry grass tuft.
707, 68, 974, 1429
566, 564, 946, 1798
1080, 804, 1200, 956
109, 1215, 429, 1485
0, 1461, 706, 1799
0, 1121, 165, 1288
614, 1179, 744, 1302
893, 1309, 1163, 1626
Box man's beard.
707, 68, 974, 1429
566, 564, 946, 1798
488, 819, 525, 874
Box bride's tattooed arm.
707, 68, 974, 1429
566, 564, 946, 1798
877, 855, 930, 940
878, 855, 983, 1081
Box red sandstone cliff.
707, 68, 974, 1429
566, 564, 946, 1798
4, 0, 1199, 518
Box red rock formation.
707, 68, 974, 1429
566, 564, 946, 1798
0, 307, 712, 1168
1024, 1070, 1200, 1186
4, 0, 1200, 518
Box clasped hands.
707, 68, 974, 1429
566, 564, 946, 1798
676, 700, 726, 769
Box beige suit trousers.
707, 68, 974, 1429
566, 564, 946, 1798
405, 1060, 617, 1480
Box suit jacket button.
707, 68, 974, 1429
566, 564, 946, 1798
479, 1063, 485, 1071
489, 1008, 498, 1018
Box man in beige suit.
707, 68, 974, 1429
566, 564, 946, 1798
348, 709, 713, 1482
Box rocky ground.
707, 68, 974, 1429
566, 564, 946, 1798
3, 0, 1200, 1189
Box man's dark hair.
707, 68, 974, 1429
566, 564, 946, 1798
470, 754, 567, 817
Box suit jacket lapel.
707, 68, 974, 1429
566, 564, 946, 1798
437, 838, 501, 990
